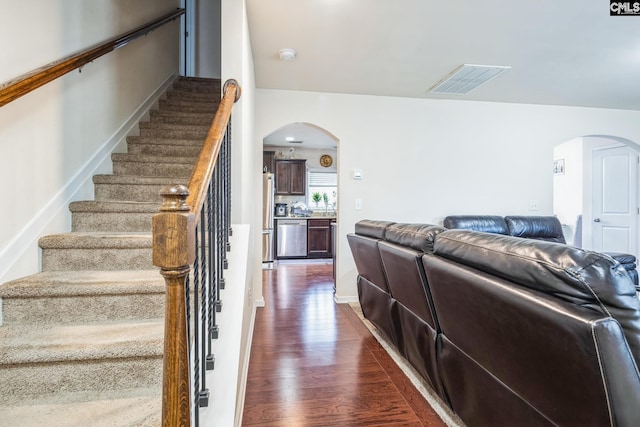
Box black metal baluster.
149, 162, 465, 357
226, 121, 232, 248
222, 127, 231, 267
207, 180, 218, 371
215, 161, 225, 303
185, 274, 191, 353
192, 223, 202, 418
198, 207, 210, 407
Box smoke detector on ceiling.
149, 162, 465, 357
429, 64, 511, 94
279, 48, 297, 61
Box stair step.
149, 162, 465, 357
162, 93, 221, 106
0, 270, 164, 325
70, 201, 160, 232
93, 175, 187, 203
158, 98, 218, 113
149, 110, 214, 126
139, 122, 209, 139
173, 77, 221, 92
128, 141, 203, 157
112, 153, 195, 178
127, 135, 204, 145
0, 394, 161, 427
0, 320, 163, 406
139, 121, 210, 133
39, 232, 153, 271
166, 88, 220, 101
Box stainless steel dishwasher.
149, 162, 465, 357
277, 219, 307, 258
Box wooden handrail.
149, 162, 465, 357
186, 79, 241, 217
0, 8, 185, 108
153, 78, 240, 426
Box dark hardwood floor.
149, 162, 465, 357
242, 261, 447, 426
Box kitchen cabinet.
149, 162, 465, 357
275, 159, 306, 195
263, 150, 275, 173
307, 218, 332, 258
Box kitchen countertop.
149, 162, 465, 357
275, 216, 337, 220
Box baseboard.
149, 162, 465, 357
334, 294, 359, 304
0, 73, 177, 284
255, 297, 265, 308
234, 299, 259, 427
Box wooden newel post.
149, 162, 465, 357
153, 184, 196, 427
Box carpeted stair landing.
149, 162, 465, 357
0, 77, 220, 426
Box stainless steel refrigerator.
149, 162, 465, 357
262, 173, 275, 263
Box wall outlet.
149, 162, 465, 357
529, 199, 539, 211
355, 198, 363, 210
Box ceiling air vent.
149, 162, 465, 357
288, 140, 304, 144
429, 64, 511, 94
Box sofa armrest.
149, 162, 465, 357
593, 318, 640, 427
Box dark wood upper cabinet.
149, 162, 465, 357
275, 159, 306, 195
307, 218, 332, 258
263, 150, 275, 173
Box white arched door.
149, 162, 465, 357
592, 145, 638, 255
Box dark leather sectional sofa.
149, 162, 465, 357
443, 215, 638, 286
348, 219, 640, 427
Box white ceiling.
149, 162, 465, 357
246, 0, 640, 113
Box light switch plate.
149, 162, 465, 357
355, 198, 362, 210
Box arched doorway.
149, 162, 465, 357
553, 135, 640, 257
260, 122, 340, 268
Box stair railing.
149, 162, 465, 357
0, 9, 185, 108
153, 79, 241, 427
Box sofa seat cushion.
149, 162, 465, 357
443, 215, 508, 235
433, 229, 640, 367
384, 223, 446, 253
504, 215, 566, 243
354, 219, 396, 239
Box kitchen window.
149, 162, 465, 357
307, 171, 337, 210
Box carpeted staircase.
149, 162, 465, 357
0, 77, 220, 426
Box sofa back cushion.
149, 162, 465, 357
505, 215, 566, 243
433, 229, 640, 367
385, 223, 446, 253
347, 233, 390, 293
443, 215, 509, 235
354, 219, 395, 239
348, 220, 397, 294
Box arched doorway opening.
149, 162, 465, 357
553, 135, 640, 257
260, 122, 340, 269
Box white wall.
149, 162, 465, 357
220, 0, 258, 424
0, 0, 181, 283
255, 89, 640, 300
553, 138, 583, 246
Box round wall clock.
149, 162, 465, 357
320, 154, 333, 167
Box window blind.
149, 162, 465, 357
308, 171, 337, 186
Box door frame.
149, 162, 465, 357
180, 0, 196, 76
